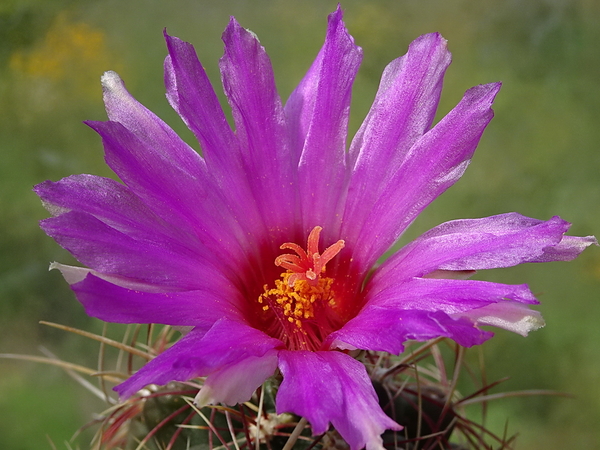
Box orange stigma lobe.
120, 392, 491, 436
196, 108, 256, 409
275, 226, 345, 286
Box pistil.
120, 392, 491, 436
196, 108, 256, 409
274, 226, 345, 286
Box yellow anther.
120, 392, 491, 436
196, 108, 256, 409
258, 270, 335, 330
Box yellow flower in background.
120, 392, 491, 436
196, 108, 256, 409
9, 12, 117, 106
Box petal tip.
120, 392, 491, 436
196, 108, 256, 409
49, 262, 91, 285
414, 31, 448, 48
224, 16, 243, 38
101, 70, 123, 91
222, 15, 262, 52
328, 4, 344, 22
193, 385, 214, 407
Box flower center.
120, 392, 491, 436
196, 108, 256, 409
257, 226, 345, 351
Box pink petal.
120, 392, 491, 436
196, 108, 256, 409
72, 273, 242, 327
164, 33, 267, 242
35, 175, 217, 269
327, 277, 538, 353
285, 6, 362, 238
347, 33, 451, 169
195, 350, 278, 406
116, 319, 281, 399
327, 308, 491, 355
373, 213, 597, 288
40, 210, 227, 290
367, 277, 538, 311
220, 17, 298, 245
86, 120, 254, 274
277, 350, 401, 450
115, 327, 209, 398
344, 83, 501, 274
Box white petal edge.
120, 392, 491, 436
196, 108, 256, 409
453, 302, 545, 336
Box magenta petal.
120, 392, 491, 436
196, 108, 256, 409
220, 18, 298, 243
327, 308, 491, 355
285, 6, 362, 236
86, 119, 206, 228
102, 71, 263, 260
116, 319, 281, 399
367, 277, 538, 311
374, 213, 597, 286
163, 33, 237, 169
195, 350, 278, 406
348, 33, 451, 170
344, 33, 451, 249
36, 174, 244, 288
72, 273, 242, 327
163, 34, 266, 240
34, 174, 205, 256
101, 71, 207, 184
115, 327, 209, 398
328, 277, 540, 352
277, 350, 401, 450
40, 210, 225, 289
345, 83, 501, 273
87, 120, 253, 268
181, 318, 282, 370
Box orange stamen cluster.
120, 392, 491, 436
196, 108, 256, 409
257, 226, 345, 351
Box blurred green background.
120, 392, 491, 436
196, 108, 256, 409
1, 0, 598, 448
